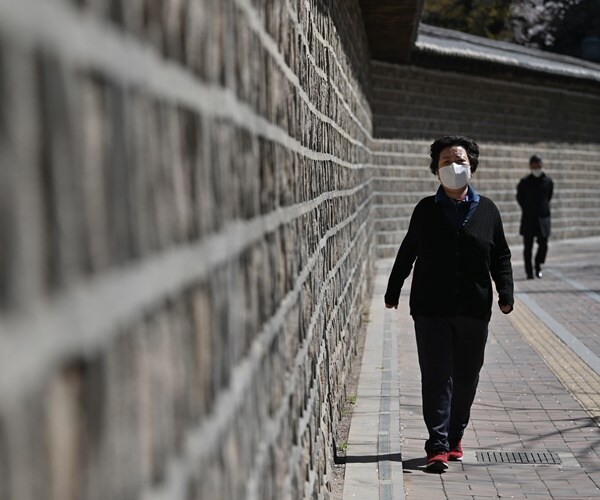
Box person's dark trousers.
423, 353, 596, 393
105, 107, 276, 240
535, 236, 548, 272
414, 315, 489, 453
523, 235, 549, 276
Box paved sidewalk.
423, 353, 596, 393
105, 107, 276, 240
343, 237, 600, 499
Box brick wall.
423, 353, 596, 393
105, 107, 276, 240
0, 1, 374, 499
371, 62, 600, 258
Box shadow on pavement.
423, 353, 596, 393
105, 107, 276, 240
401, 456, 431, 474
341, 452, 403, 464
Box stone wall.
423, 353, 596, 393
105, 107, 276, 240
0, 1, 374, 499
371, 62, 600, 258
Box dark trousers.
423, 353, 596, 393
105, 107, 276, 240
414, 316, 489, 453
523, 235, 548, 277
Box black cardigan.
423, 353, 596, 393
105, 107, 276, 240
385, 195, 514, 321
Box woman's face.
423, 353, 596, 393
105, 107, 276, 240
437, 146, 470, 173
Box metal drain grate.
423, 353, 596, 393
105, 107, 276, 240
476, 450, 562, 465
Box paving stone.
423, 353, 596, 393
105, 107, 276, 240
348, 239, 600, 498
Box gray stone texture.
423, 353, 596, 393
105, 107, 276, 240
0, 0, 373, 499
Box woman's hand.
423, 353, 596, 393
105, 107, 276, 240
385, 303, 398, 309
499, 303, 513, 314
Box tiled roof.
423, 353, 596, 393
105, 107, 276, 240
416, 24, 600, 83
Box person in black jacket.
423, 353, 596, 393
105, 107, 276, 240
517, 155, 554, 279
384, 136, 514, 473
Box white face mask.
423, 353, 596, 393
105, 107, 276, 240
438, 163, 471, 190
531, 169, 543, 178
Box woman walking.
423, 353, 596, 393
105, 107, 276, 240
384, 136, 514, 472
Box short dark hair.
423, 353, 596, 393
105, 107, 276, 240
429, 136, 479, 175
529, 154, 542, 165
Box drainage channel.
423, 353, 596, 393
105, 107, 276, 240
477, 450, 561, 465
466, 449, 582, 468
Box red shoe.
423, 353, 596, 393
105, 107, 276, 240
448, 440, 463, 461
426, 450, 449, 472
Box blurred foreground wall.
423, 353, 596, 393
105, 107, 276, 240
0, 1, 374, 499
